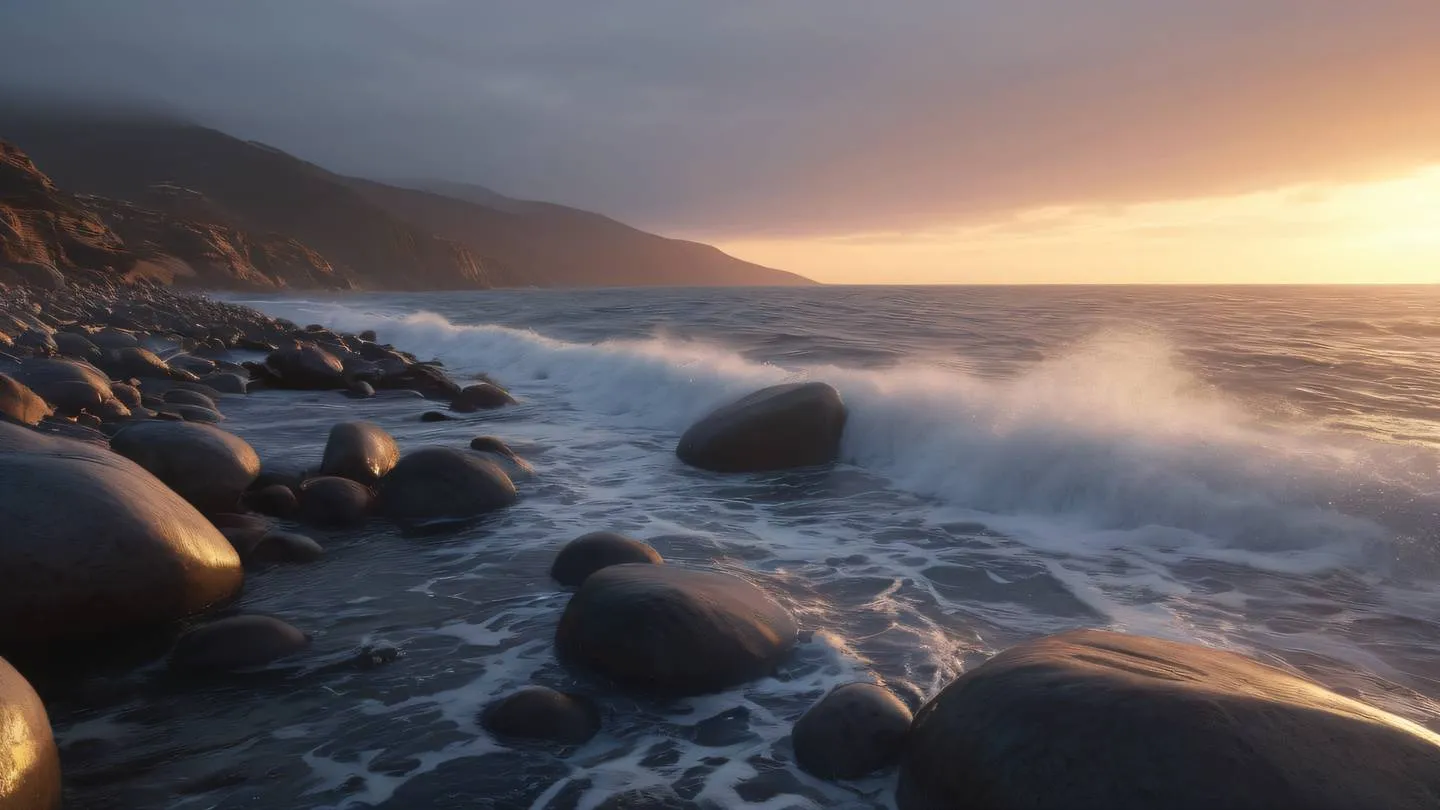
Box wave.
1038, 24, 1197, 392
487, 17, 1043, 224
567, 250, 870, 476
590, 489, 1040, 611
249, 299, 1440, 573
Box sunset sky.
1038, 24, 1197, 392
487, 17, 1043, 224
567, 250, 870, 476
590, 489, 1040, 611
3, 1, 1438, 284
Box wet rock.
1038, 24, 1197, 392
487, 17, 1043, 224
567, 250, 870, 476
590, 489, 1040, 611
12, 358, 113, 415
90, 327, 139, 349
0, 373, 52, 426
201, 372, 249, 394
359, 329, 377, 342
247, 531, 324, 566
480, 686, 600, 745
110, 382, 142, 410
676, 382, 847, 472
170, 615, 309, 674
52, 330, 102, 363
298, 476, 372, 527
161, 388, 218, 411
792, 683, 911, 779
319, 421, 399, 486
556, 565, 798, 696
388, 362, 461, 400
450, 382, 516, 412
99, 346, 196, 382
345, 380, 375, 399
376, 447, 517, 524
241, 483, 299, 518
166, 354, 217, 377
0, 657, 61, 810
551, 531, 663, 587
419, 410, 453, 422
110, 421, 260, 513
898, 629, 1440, 810
469, 436, 517, 457
0, 422, 242, 644
264, 344, 345, 389
154, 402, 224, 423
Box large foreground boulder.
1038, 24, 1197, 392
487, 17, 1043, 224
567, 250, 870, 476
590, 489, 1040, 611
0, 657, 60, 810
110, 421, 261, 514
898, 629, 1440, 810
319, 421, 399, 485
0, 423, 243, 645
376, 447, 517, 524
676, 382, 847, 472
556, 565, 798, 696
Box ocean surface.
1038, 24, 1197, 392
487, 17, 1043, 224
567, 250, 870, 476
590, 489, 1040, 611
53, 285, 1440, 809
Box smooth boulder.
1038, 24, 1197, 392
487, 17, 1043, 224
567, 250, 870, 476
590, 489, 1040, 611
676, 382, 847, 472
11, 358, 114, 415
451, 382, 517, 412
793, 683, 912, 779
0, 422, 243, 644
556, 564, 798, 695
898, 629, 1440, 810
551, 531, 663, 587
110, 421, 260, 513
376, 447, 517, 524
247, 531, 324, 565
0, 657, 61, 810
171, 615, 310, 673
264, 344, 345, 389
241, 483, 299, 518
319, 421, 399, 486
481, 686, 600, 745
298, 476, 373, 527
0, 374, 52, 426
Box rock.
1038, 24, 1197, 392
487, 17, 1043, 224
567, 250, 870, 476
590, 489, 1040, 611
376, 447, 517, 524
52, 330, 102, 363
480, 686, 600, 745
110, 421, 260, 513
241, 483, 299, 518
12, 358, 113, 415
345, 380, 375, 399
90, 327, 139, 350
419, 410, 453, 422
319, 421, 399, 486
220, 526, 268, 559
201, 372, 248, 394
0, 657, 60, 810
99, 346, 197, 382
0, 422, 242, 644
161, 388, 218, 410
0, 373, 52, 426
676, 382, 847, 472
264, 344, 345, 389
166, 354, 217, 377
154, 403, 224, 423
451, 382, 517, 412
469, 436, 517, 457
359, 329, 377, 342
110, 382, 142, 410
297, 476, 372, 527
556, 565, 798, 696
551, 531, 663, 587
898, 629, 1440, 810
247, 531, 324, 565
170, 615, 309, 674
389, 363, 461, 400
792, 683, 911, 779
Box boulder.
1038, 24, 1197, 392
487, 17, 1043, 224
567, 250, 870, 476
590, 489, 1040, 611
345, 380, 375, 399
247, 531, 324, 566
170, 615, 309, 674
0, 374, 52, 426
451, 382, 517, 412
792, 683, 912, 779
0, 422, 242, 645
319, 421, 399, 486
376, 447, 517, 524
12, 358, 113, 415
51, 331, 102, 363
110, 421, 260, 513
480, 686, 600, 745
201, 372, 249, 395
556, 565, 798, 695
898, 629, 1440, 810
0, 657, 60, 810
469, 436, 517, 457
161, 388, 218, 411
98, 346, 196, 382
264, 344, 345, 389
241, 483, 299, 518
551, 531, 663, 587
110, 382, 142, 410
297, 476, 372, 528
419, 410, 453, 422
154, 402, 224, 423
676, 382, 847, 472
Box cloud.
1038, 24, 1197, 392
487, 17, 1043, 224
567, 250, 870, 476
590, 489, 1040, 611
2, 0, 1438, 237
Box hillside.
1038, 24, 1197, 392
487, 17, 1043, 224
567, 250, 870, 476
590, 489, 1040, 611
0, 105, 810, 290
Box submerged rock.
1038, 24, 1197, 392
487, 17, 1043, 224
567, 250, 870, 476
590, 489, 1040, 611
297, 476, 372, 528
556, 564, 798, 695
247, 531, 324, 566
898, 629, 1440, 810
110, 421, 260, 514
676, 382, 847, 472
170, 615, 310, 674
480, 686, 600, 745
792, 683, 912, 779
376, 446, 517, 524
319, 421, 399, 486
0, 422, 242, 645
551, 531, 663, 587
241, 483, 299, 518
0, 657, 61, 810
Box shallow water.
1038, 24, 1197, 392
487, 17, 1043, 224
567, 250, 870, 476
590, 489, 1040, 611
51, 285, 1440, 809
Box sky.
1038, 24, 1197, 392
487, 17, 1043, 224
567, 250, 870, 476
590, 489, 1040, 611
2, 0, 1438, 284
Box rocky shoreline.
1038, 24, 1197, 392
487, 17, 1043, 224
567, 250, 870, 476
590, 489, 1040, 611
2, 282, 1440, 809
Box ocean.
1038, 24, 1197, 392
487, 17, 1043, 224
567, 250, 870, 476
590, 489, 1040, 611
56, 284, 1440, 809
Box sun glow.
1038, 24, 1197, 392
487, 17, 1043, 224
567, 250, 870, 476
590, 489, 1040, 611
715, 165, 1440, 284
